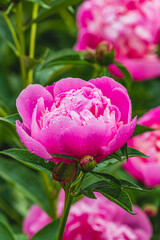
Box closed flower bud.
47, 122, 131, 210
143, 204, 158, 217
80, 155, 97, 172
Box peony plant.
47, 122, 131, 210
0, 0, 156, 239
13, 75, 149, 240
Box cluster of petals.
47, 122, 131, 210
23, 192, 152, 240
75, 0, 160, 81
124, 106, 160, 187
16, 77, 136, 163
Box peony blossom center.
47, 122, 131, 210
39, 87, 123, 129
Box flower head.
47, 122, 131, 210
16, 77, 136, 163
23, 192, 152, 240
75, 0, 160, 81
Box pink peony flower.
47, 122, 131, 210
75, 0, 160, 81
23, 205, 51, 239
16, 77, 136, 163
124, 106, 160, 187
23, 192, 152, 240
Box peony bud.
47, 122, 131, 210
52, 162, 77, 183
95, 41, 115, 66
80, 155, 97, 172
143, 204, 158, 217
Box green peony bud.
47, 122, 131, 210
80, 155, 97, 172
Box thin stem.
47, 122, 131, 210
56, 190, 73, 240
2, 12, 20, 54
27, 3, 39, 85
15, 2, 26, 87
40, 172, 58, 220
72, 173, 86, 195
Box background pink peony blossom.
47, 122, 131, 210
23, 192, 152, 240
124, 106, 160, 187
16, 77, 136, 163
75, 0, 160, 81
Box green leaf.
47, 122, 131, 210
0, 149, 56, 177
35, 0, 83, 22
25, 0, 50, 9
114, 60, 132, 91
80, 188, 97, 199
0, 215, 15, 240
21, 56, 41, 71
51, 153, 78, 162
91, 172, 121, 186
101, 152, 124, 162
85, 180, 134, 214
0, 157, 49, 210
133, 124, 155, 136
124, 147, 149, 158
31, 219, 60, 240
121, 143, 128, 161
42, 49, 90, 69
120, 179, 148, 191
0, 113, 21, 128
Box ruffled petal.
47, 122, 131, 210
89, 76, 127, 99
16, 84, 53, 130
90, 77, 131, 123
100, 117, 137, 157
54, 77, 94, 97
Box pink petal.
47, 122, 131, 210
100, 117, 137, 157
110, 87, 132, 123
141, 162, 160, 187
75, 31, 102, 50
23, 205, 51, 239
89, 76, 127, 99
138, 106, 160, 127
121, 206, 152, 240
109, 56, 160, 81
31, 97, 45, 139
90, 77, 131, 123
60, 121, 112, 159
39, 116, 78, 163
45, 83, 56, 97
54, 77, 94, 97
16, 120, 52, 161
16, 84, 53, 130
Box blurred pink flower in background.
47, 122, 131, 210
23, 192, 152, 240
124, 106, 160, 187
75, 0, 160, 81
16, 77, 136, 163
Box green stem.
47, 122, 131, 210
27, 3, 39, 85
40, 172, 58, 220
15, 2, 26, 87
56, 191, 73, 240
2, 12, 20, 54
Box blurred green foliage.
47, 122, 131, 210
0, 0, 160, 239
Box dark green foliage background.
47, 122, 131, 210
0, 1, 160, 239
